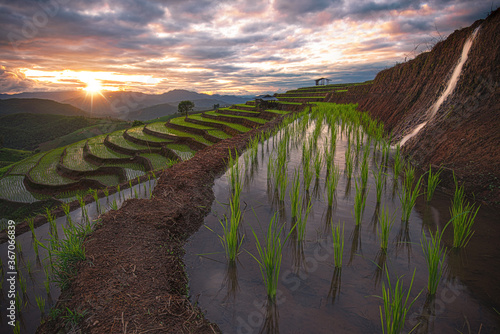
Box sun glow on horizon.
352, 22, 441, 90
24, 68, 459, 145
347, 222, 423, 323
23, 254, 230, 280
83, 79, 103, 94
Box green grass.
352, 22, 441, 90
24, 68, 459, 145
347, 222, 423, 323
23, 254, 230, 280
30, 148, 76, 185
189, 115, 251, 133
62, 141, 99, 171
87, 135, 131, 159
264, 109, 290, 115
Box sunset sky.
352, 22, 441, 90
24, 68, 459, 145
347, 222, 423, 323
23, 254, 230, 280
0, 0, 496, 95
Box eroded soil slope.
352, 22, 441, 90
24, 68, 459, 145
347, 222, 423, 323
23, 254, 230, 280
327, 9, 500, 204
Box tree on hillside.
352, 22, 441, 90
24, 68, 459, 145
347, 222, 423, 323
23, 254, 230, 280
178, 100, 195, 119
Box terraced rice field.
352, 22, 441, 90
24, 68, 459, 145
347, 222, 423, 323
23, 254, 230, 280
108, 130, 156, 152
0, 98, 294, 210
204, 111, 268, 124
87, 135, 131, 159
29, 148, 75, 185
166, 144, 196, 161
0, 175, 49, 203
7, 152, 45, 175
63, 141, 99, 171
188, 115, 251, 133
127, 126, 173, 143
140, 153, 173, 170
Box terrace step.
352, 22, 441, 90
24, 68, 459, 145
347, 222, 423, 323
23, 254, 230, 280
217, 108, 261, 117
231, 104, 257, 112
164, 122, 221, 144
201, 112, 262, 129
183, 117, 243, 137
143, 123, 209, 151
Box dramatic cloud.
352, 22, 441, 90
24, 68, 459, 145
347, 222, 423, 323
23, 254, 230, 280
0, 0, 496, 94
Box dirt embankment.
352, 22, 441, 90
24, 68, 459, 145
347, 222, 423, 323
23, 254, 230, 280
328, 9, 500, 205
37, 117, 284, 334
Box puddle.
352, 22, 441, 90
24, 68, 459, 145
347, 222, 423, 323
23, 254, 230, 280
185, 117, 500, 333
0, 179, 156, 333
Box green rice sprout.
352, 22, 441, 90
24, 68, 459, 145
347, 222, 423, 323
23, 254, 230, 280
19, 274, 27, 295
289, 169, 302, 219
27, 217, 36, 239
450, 178, 479, 248
103, 188, 109, 199
421, 227, 447, 295
134, 187, 139, 198
373, 166, 386, 203
35, 295, 46, 314
77, 195, 88, 224
331, 222, 345, 268
378, 206, 395, 250
46, 208, 58, 240
296, 199, 312, 242
326, 164, 340, 207
313, 154, 323, 179
91, 189, 101, 214
426, 165, 442, 202
353, 179, 367, 225
360, 158, 369, 190
302, 161, 313, 192
248, 212, 292, 301
110, 199, 118, 211
277, 168, 288, 202
211, 213, 243, 263
377, 268, 420, 334
398, 167, 423, 222
345, 149, 353, 179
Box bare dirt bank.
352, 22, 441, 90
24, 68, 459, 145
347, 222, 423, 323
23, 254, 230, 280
327, 9, 500, 205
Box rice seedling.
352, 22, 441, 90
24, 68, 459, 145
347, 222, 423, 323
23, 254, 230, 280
326, 164, 340, 207
50, 222, 89, 290
373, 166, 386, 203
345, 149, 353, 180
302, 161, 313, 192
421, 227, 447, 295
378, 206, 395, 251
377, 268, 420, 334
36, 295, 46, 313
91, 189, 101, 214
248, 212, 291, 301
103, 187, 109, 199
110, 199, 118, 211
393, 145, 403, 179
360, 158, 369, 190
331, 222, 345, 268
134, 187, 139, 198
450, 178, 480, 248
353, 179, 367, 225
296, 199, 312, 242
277, 168, 288, 202
289, 169, 301, 219
46, 208, 58, 240
77, 194, 88, 224
398, 167, 423, 222
19, 273, 27, 295
426, 165, 442, 202
313, 154, 323, 179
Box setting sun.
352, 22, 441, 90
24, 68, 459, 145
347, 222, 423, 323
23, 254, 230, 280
83, 79, 103, 93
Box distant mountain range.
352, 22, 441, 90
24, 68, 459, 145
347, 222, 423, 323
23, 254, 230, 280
0, 89, 254, 120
